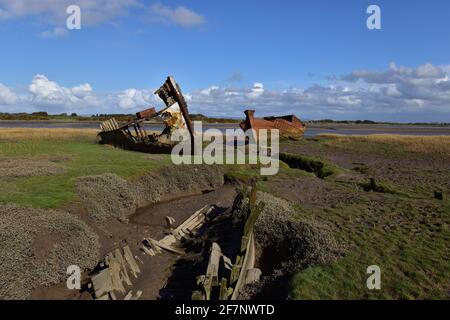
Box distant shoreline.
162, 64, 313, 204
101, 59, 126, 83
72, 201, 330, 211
1, 119, 450, 126
2, 120, 450, 136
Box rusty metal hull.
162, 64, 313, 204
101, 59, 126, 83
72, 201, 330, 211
239, 110, 305, 140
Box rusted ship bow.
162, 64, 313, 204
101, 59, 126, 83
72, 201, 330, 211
240, 110, 305, 140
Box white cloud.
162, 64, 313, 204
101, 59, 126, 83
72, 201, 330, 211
41, 27, 68, 38
26, 74, 100, 113
247, 83, 264, 99
150, 3, 205, 27
117, 88, 153, 109
0, 83, 18, 105
0, 0, 140, 25
72, 83, 93, 98
2, 63, 450, 121
200, 86, 220, 96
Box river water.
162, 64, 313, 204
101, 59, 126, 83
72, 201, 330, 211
1, 121, 450, 136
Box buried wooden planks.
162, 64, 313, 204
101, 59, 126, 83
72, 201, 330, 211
244, 268, 262, 285
203, 242, 222, 299
91, 269, 113, 299
174, 205, 213, 237
90, 245, 143, 300
147, 237, 185, 255
106, 252, 126, 294
123, 245, 141, 278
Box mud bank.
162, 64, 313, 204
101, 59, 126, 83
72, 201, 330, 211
0, 205, 99, 299
159, 190, 342, 300
239, 192, 342, 299
75, 165, 226, 223
0, 165, 227, 300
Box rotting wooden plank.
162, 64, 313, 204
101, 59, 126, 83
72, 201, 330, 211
132, 290, 143, 300
244, 268, 262, 285
182, 214, 207, 234
92, 269, 113, 299
107, 252, 126, 294
230, 255, 242, 285
219, 278, 233, 300
144, 238, 162, 254
206, 243, 221, 287
243, 202, 265, 238
165, 216, 176, 228
142, 246, 155, 256
123, 245, 140, 278
201, 242, 222, 300
124, 291, 133, 300
159, 234, 177, 247
174, 205, 210, 235
222, 254, 233, 271
231, 232, 256, 300
112, 118, 120, 130
148, 237, 185, 255
114, 248, 132, 286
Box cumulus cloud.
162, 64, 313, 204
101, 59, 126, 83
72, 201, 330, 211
247, 83, 264, 99
0, 0, 140, 25
116, 88, 154, 110
0, 83, 18, 105
0, 1, 206, 36
26, 74, 102, 113
41, 27, 68, 38
2, 63, 450, 121
150, 3, 205, 27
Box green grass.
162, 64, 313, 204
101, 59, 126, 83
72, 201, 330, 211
277, 136, 450, 299
0, 140, 172, 208
288, 190, 450, 300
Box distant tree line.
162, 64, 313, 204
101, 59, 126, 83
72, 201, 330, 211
0, 112, 240, 123
1, 112, 447, 126
306, 119, 450, 126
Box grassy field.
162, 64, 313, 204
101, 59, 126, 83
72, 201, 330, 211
275, 134, 450, 299
0, 128, 172, 208
1, 129, 449, 299
319, 134, 450, 156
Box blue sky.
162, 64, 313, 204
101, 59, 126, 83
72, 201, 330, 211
1, 0, 450, 122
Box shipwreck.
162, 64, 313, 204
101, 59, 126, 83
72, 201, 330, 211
98, 76, 195, 154
239, 109, 305, 140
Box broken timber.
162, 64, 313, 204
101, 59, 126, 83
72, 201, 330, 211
141, 205, 215, 257
192, 184, 263, 300
90, 245, 142, 300
98, 76, 195, 154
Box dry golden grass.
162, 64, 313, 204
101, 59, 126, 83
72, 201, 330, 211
320, 134, 450, 155
0, 128, 98, 141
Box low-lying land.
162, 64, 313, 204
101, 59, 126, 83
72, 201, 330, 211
0, 128, 448, 300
